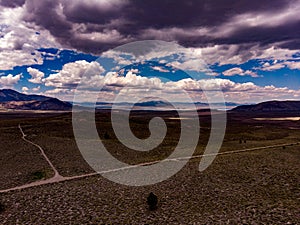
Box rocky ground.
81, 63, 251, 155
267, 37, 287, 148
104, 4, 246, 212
0, 112, 299, 224
1, 146, 299, 224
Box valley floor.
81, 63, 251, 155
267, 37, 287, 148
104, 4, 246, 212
0, 111, 299, 224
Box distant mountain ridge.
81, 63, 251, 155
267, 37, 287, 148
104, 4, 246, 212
5, 89, 298, 112
231, 100, 300, 112
0, 89, 72, 111
0, 89, 49, 102
95, 100, 239, 110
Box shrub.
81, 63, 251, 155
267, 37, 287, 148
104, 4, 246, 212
147, 192, 158, 211
0, 202, 5, 213
31, 171, 46, 181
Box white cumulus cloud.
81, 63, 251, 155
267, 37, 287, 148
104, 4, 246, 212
27, 67, 45, 83
222, 67, 258, 77
44, 60, 105, 88
22, 86, 29, 93
0, 73, 21, 87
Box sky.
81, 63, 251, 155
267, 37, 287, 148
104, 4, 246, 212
0, 0, 300, 103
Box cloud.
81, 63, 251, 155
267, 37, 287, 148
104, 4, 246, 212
102, 42, 299, 73
62, 0, 129, 24
199, 44, 299, 66
27, 67, 45, 83
0, 3, 60, 69
167, 60, 208, 73
44, 60, 105, 88
74, 29, 132, 44
261, 62, 286, 71
22, 85, 40, 94
0, 73, 21, 87
163, 78, 258, 92
0, 50, 43, 70
219, 67, 242, 76
43, 65, 300, 103
0, 0, 25, 8
104, 71, 163, 89
0, 0, 299, 104
32, 86, 40, 92
137, 1, 300, 50
101, 50, 133, 65
286, 61, 300, 70
203, 1, 300, 40
222, 67, 259, 77
259, 60, 300, 71
0, 0, 298, 73
128, 68, 139, 73
0, 0, 295, 55
151, 66, 169, 73
21, 86, 28, 92
163, 78, 300, 103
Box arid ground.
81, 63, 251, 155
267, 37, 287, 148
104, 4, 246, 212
0, 110, 299, 224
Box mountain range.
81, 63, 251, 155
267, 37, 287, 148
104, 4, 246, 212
231, 100, 300, 112
1, 89, 299, 112
95, 101, 239, 109
0, 89, 72, 111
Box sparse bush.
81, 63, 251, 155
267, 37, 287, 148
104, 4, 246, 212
0, 202, 5, 213
31, 171, 46, 181
147, 192, 158, 211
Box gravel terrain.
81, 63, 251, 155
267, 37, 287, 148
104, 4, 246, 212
1, 146, 299, 224
0, 112, 299, 224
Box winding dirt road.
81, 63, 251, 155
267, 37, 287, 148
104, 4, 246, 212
19, 124, 62, 179
0, 124, 298, 193
0, 125, 98, 193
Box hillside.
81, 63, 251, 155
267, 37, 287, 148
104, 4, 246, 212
0, 89, 49, 102
231, 101, 300, 112
0, 89, 72, 111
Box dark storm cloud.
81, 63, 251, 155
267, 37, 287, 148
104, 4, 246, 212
122, 0, 288, 30
0, 0, 25, 8
9, 0, 300, 53
220, 23, 300, 46
62, 0, 128, 24
181, 21, 300, 49
23, 0, 72, 39
279, 39, 300, 50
